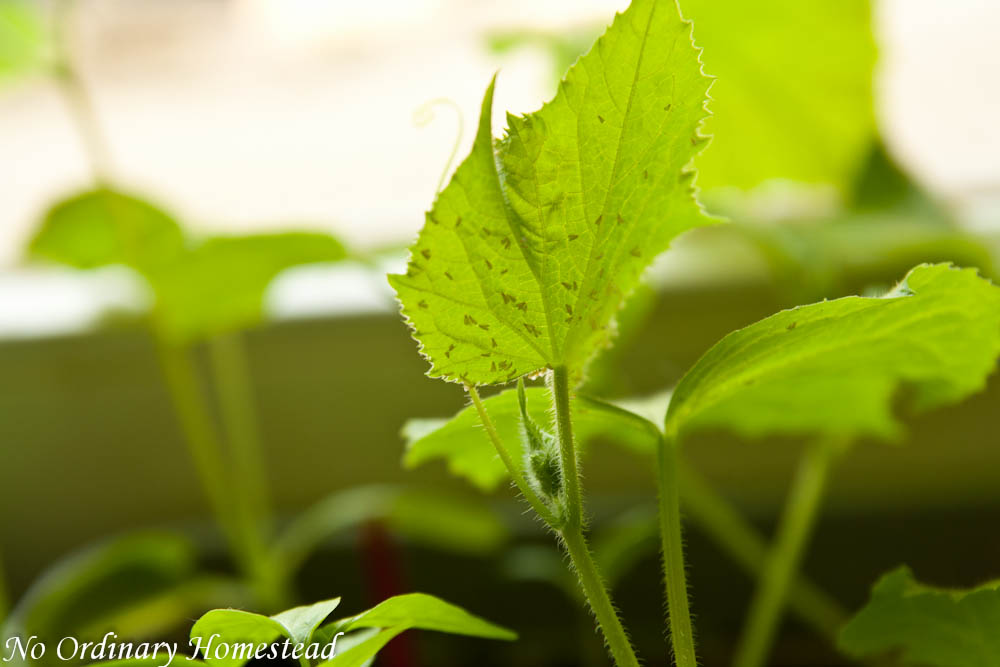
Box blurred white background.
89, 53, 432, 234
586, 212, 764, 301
1, 0, 999, 334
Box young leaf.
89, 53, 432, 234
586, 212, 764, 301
839, 566, 1000, 666
664, 263, 1000, 441
684, 0, 876, 192
402, 387, 659, 491
314, 594, 515, 667
389, 0, 712, 386
191, 598, 341, 667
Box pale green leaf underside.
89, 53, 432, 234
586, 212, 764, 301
665, 263, 1000, 441
685, 0, 876, 192
839, 566, 1000, 666
403, 386, 660, 491
191, 598, 341, 667
390, 0, 712, 385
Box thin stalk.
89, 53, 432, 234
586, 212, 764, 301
551, 367, 582, 530
153, 339, 254, 576
657, 435, 697, 667
207, 333, 281, 606
677, 459, 847, 638
562, 529, 641, 667
465, 386, 558, 527
53, 1, 113, 182
733, 438, 839, 667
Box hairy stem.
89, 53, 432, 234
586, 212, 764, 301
466, 386, 557, 526
677, 459, 847, 639
657, 435, 697, 667
733, 438, 839, 667
470, 382, 639, 666
562, 529, 641, 667
551, 367, 582, 530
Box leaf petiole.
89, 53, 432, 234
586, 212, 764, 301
657, 435, 697, 666
733, 436, 843, 667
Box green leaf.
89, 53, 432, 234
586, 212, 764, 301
28, 188, 349, 342
684, 0, 876, 192
151, 232, 346, 342
315, 594, 515, 667
0, 1, 48, 82
839, 566, 1000, 666
403, 387, 659, 491
389, 0, 712, 385
29, 189, 185, 275
191, 598, 341, 667
665, 263, 1000, 441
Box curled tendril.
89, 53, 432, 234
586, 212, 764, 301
413, 97, 464, 195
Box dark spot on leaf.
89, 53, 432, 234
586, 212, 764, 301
485, 258, 493, 270
490, 362, 497, 372
643, 169, 648, 179
568, 234, 578, 241
418, 300, 428, 309
491, 338, 497, 347
516, 302, 528, 312
500, 268, 509, 275
464, 314, 477, 326
589, 289, 598, 300
630, 247, 641, 257
444, 271, 453, 280
598, 115, 605, 123
479, 323, 490, 330
421, 249, 431, 260
617, 213, 625, 225
481, 352, 490, 357
455, 216, 462, 227
502, 237, 511, 249
561, 281, 573, 291
594, 214, 603, 226
664, 104, 672, 111
565, 304, 573, 315
787, 322, 797, 331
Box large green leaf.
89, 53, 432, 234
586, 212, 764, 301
152, 232, 346, 342
403, 386, 660, 491
30, 189, 186, 275
389, 0, 712, 386
190, 598, 341, 667
839, 566, 1000, 666
685, 0, 876, 192
665, 263, 1000, 441
314, 593, 516, 666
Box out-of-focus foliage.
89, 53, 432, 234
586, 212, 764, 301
839, 566, 1000, 666
684, 0, 876, 194
390, 0, 712, 386
665, 264, 1000, 441
270, 486, 509, 578
0, 533, 243, 662
0, 1, 47, 82
28, 188, 347, 343
402, 387, 658, 491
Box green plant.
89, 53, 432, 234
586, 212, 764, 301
389, 1, 1000, 665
